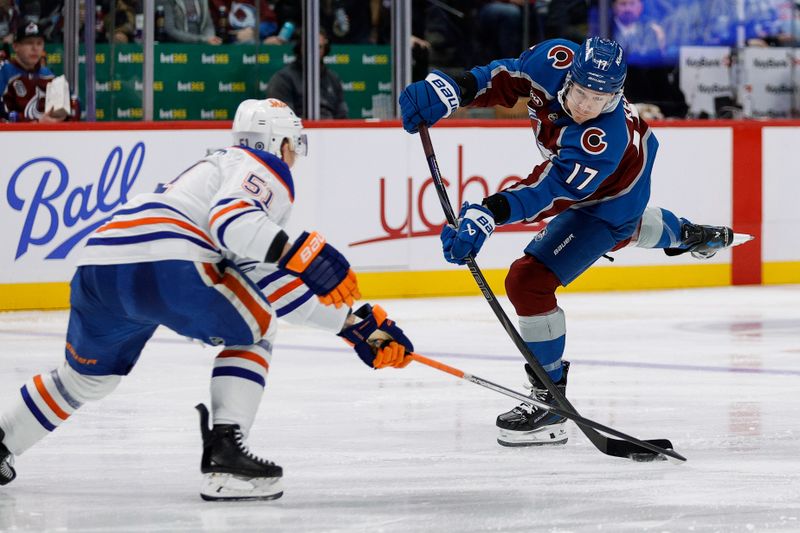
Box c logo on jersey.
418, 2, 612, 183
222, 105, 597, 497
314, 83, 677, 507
580, 128, 608, 155
547, 45, 574, 69
529, 92, 543, 107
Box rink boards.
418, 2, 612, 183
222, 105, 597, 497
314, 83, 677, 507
0, 119, 797, 310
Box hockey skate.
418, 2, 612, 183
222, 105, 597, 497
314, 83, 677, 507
665, 221, 754, 259
195, 404, 283, 501
496, 361, 570, 447
0, 428, 16, 486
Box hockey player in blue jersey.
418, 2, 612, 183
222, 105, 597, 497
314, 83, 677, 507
399, 37, 752, 447
0, 99, 414, 500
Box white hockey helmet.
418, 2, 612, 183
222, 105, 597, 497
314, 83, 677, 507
232, 98, 308, 157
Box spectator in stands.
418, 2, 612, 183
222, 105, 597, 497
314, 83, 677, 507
775, 0, 800, 46
265, 30, 348, 119
158, 0, 222, 44
0, 0, 19, 63
1, 0, 19, 44
17, 0, 62, 41
375, 0, 430, 81
209, 0, 284, 44
610, 0, 687, 118
423, 0, 475, 69
105, 0, 139, 43
476, 1, 524, 61
324, 0, 372, 44
544, 0, 588, 44
613, 0, 665, 64
0, 21, 77, 122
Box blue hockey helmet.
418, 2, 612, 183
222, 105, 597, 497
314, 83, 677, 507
570, 37, 627, 94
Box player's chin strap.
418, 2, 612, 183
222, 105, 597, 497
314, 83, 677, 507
557, 73, 623, 120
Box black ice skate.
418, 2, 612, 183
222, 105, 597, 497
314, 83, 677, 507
496, 361, 570, 447
0, 427, 16, 486
665, 222, 753, 260
195, 403, 283, 501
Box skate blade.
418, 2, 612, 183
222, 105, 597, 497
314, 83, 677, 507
731, 233, 754, 247
628, 452, 668, 463
200, 473, 283, 502
497, 438, 568, 448
497, 426, 568, 447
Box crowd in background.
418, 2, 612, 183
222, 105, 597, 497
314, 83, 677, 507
2, 0, 800, 122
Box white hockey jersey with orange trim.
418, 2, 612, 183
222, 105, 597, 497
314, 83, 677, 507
77, 146, 294, 266
77, 145, 349, 333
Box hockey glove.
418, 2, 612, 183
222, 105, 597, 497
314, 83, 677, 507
338, 304, 414, 369
442, 202, 495, 264
278, 231, 361, 308
399, 70, 461, 133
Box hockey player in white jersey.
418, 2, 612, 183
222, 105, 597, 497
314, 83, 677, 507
0, 98, 414, 501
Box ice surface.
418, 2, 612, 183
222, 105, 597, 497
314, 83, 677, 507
1, 286, 799, 532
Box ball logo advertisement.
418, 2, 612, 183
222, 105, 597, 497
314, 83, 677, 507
7, 143, 144, 261
0, 130, 228, 283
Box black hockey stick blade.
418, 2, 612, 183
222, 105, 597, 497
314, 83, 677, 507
410, 353, 684, 462
417, 124, 686, 463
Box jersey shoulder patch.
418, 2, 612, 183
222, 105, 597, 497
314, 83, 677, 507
532, 39, 579, 70
523, 39, 578, 99
545, 44, 575, 70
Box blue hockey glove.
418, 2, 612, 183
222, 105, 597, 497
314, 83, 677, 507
338, 304, 414, 369
399, 70, 461, 133
445, 202, 495, 264
440, 223, 462, 265
278, 231, 361, 308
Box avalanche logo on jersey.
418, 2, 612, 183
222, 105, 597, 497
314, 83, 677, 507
580, 127, 608, 155
546, 45, 574, 69
529, 90, 543, 107
13, 79, 27, 97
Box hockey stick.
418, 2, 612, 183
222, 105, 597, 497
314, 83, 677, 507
417, 124, 685, 463
409, 353, 685, 463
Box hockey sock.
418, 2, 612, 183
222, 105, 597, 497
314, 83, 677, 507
0, 361, 120, 455
210, 339, 272, 436
518, 307, 566, 382
635, 207, 685, 249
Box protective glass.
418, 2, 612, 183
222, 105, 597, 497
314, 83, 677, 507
292, 133, 309, 157
566, 82, 615, 115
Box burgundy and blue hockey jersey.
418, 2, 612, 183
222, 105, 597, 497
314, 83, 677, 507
468, 39, 658, 234
0, 59, 55, 122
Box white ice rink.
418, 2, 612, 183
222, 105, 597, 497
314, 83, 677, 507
0, 285, 798, 532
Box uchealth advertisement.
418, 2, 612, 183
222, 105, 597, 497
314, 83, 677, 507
0, 123, 748, 307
